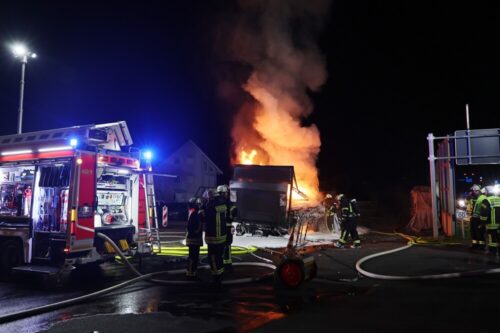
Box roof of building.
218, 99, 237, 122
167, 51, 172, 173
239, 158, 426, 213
164, 140, 223, 175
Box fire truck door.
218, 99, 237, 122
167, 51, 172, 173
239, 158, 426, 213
69, 152, 96, 252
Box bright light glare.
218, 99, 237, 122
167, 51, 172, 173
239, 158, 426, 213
38, 146, 73, 153
143, 151, 153, 160
458, 199, 466, 208
11, 43, 27, 57
70, 138, 78, 147
1, 149, 33, 156
493, 185, 500, 196
31, 53, 37, 58
118, 169, 130, 174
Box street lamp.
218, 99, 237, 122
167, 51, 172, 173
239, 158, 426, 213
10, 43, 37, 134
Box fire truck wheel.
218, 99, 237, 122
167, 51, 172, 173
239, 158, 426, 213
0, 239, 23, 276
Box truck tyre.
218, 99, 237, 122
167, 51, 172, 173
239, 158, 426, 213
234, 222, 245, 236
0, 239, 23, 276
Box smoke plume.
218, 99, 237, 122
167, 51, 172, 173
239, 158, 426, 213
216, 0, 331, 205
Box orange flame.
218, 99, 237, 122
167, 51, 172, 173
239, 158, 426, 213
226, 1, 328, 208
234, 83, 322, 207
240, 149, 258, 165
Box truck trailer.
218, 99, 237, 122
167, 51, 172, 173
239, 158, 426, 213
229, 165, 296, 236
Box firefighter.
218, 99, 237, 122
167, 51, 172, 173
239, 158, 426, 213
204, 188, 228, 285
185, 197, 203, 279
217, 184, 236, 270
469, 184, 488, 250
479, 186, 500, 255
323, 193, 337, 233
334, 193, 361, 248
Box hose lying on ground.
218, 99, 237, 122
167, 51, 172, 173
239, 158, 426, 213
152, 245, 258, 256
98, 233, 275, 286
355, 231, 500, 280
0, 233, 276, 324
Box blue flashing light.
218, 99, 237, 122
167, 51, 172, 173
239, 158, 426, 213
69, 138, 78, 147
143, 150, 153, 160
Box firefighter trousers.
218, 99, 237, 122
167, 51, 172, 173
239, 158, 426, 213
470, 217, 486, 248
223, 232, 233, 266
186, 245, 200, 276
339, 218, 360, 244
207, 243, 225, 278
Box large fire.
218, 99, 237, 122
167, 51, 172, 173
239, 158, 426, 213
240, 149, 259, 165
222, 0, 330, 207
234, 72, 323, 207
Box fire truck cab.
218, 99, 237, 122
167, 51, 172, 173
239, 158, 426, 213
0, 121, 156, 275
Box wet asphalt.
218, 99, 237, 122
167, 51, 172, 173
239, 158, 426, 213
1, 226, 500, 333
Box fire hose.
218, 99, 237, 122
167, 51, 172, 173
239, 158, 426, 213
355, 232, 500, 280
0, 233, 276, 324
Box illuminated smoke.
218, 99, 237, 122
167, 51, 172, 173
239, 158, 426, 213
218, 0, 330, 206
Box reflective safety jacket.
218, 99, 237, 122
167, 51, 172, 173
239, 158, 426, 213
228, 201, 237, 225
339, 197, 359, 219
472, 194, 487, 219
204, 195, 228, 245
480, 196, 500, 230
186, 207, 203, 246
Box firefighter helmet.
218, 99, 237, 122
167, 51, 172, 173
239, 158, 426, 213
217, 184, 229, 193
188, 197, 198, 208
325, 194, 333, 199
470, 184, 481, 192
336, 194, 344, 201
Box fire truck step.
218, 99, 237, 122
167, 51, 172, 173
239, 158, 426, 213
31, 256, 52, 264
12, 265, 61, 275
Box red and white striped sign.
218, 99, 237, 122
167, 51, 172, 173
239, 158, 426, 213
162, 206, 168, 227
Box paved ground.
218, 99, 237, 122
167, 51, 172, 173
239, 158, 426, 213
1, 226, 500, 333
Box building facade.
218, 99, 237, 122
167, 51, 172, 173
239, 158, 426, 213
154, 140, 223, 203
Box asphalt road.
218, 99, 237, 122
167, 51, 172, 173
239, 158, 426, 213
1, 228, 500, 333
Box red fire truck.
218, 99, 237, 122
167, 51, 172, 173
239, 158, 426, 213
0, 121, 159, 275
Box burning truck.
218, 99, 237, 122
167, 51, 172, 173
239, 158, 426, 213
230, 164, 312, 236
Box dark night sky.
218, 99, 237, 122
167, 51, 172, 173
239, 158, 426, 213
1, 1, 500, 199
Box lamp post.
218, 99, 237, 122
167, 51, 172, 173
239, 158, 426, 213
10, 43, 37, 134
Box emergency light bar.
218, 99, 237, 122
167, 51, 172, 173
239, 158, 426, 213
1, 149, 33, 156
38, 146, 73, 153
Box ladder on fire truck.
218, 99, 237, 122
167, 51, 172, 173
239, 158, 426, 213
143, 173, 162, 253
